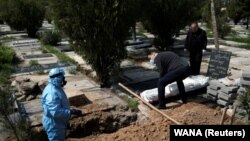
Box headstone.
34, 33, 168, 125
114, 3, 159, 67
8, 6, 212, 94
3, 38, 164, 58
207, 50, 232, 79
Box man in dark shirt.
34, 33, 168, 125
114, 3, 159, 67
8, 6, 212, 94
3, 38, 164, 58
185, 22, 207, 75
148, 51, 191, 109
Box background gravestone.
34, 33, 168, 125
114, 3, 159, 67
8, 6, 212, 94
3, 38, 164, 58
207, 50, 232, 79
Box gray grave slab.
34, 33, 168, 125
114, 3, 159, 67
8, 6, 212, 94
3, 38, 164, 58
240, 78, 250, 86
207, 85, 220, 90
206, 94, 217, 101
23, 54, 53, 59
218, 92, 234, 101
221, 86, 239, 94
207, 89, 218, 97
209, 80, 225, 88
217, 99, 229, 106
15, 62, 75, 74
55, 45, 73, 52
242, 68, 250, 79
122, 68, 159, 83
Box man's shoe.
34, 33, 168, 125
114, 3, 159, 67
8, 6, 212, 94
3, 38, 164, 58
156, 104, 167, 109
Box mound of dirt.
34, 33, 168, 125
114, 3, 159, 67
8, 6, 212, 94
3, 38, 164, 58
164, 102, 244, 125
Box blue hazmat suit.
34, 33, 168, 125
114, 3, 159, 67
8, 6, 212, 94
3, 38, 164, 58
42, 68, 71, 141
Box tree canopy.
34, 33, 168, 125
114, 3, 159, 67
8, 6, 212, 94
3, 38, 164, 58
49, 0, 137, 87
141, 0, 204, 50
0, 0, 45, 37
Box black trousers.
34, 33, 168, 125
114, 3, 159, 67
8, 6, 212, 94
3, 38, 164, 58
157, 66, 191, 106
190, 51, 202, 75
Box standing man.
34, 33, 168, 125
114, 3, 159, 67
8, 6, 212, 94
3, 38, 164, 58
42, 68, 82, 141
148, 51, 191, 109
185, 22, 207, 75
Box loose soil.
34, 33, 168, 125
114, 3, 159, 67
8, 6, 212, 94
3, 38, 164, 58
66, 102, 245, 141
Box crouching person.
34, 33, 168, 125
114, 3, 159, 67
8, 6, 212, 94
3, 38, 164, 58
148, 51, 191, 109
42, 68, 82, 141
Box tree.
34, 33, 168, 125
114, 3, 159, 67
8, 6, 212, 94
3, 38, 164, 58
0, 0, 45, 37
227, 0, 250, 29
49, 0, 136, 87
227, 0, 243, 25
202, 0, 231, 39
211, 0, 219, 49
141, 0, 204, 51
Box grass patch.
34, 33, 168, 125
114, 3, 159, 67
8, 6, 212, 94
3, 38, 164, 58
226, 35, 250, 44
41, 45, 76, 64
0, 46, 15, 84
68, 67, 77, 75
29, 60, 39, 66
127, 98, 139, 112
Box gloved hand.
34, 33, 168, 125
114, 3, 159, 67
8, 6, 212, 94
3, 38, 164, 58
70, 109, 83, 116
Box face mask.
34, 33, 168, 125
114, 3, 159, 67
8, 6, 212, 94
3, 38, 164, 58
61, 76, 67, 87
149, 59, 155, 65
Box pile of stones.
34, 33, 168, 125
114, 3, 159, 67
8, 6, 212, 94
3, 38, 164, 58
206, 80, 239, 107
11, 77, 47, 102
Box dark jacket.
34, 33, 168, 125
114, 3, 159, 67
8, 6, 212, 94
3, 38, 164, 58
154, 52, 189, 77
185, 28, 207, 53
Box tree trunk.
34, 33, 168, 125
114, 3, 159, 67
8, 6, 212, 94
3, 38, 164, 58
210, 0, 219, 50
132, 23, 136, 41
246, 17, 249, 29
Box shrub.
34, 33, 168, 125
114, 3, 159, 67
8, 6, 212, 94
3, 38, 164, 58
0, 46, 15, 84
40, 30, 62, 46
68, 67, 77, 75
42, 45, 75, 64
0, 0, 45, 37
0, 46, 15, 64
128, 98, 139, 112
238, 87, 250, 121
29, 60, 39, 66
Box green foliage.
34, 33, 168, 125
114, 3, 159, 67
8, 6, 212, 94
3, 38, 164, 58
40, 29, 62, 46
29, 60, 39, 66
227, 0, 244, 24
42, 45, 75, 64
227, 35, 250, 44
0, 46, 15, 64
127, 98, 139, 112
0, 0, 45, 37
68, 67, 77, 75
0, 46, 15, 84
49, 0, 136, 86
202, 0, 231, 39
238, 87, 250, 121
142, 0, 205, 50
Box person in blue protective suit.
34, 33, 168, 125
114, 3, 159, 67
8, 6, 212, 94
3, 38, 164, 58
42, 68, 82, 141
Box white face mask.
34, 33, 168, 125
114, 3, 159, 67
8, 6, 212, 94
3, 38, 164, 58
149, 59, 155, 65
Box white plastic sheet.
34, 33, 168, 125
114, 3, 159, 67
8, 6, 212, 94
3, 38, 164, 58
140, 75, 209, 103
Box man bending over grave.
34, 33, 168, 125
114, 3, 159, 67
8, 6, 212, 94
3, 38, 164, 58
148, 51, 191, 109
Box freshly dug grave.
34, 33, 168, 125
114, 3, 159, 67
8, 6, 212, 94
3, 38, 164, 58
67, 104, 137, 138
67, 102, 245, 141
67, 118, 171, 141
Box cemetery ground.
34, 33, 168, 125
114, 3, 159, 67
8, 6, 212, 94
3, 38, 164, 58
0, 22, 250, 141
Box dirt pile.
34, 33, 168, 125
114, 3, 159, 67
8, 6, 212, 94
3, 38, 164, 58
164, 102, 243, 124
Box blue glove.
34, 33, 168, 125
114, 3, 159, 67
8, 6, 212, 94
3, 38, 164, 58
70, 109, 82, 116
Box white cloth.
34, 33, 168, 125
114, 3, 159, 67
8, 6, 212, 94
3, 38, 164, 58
140, 75, 209, 103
